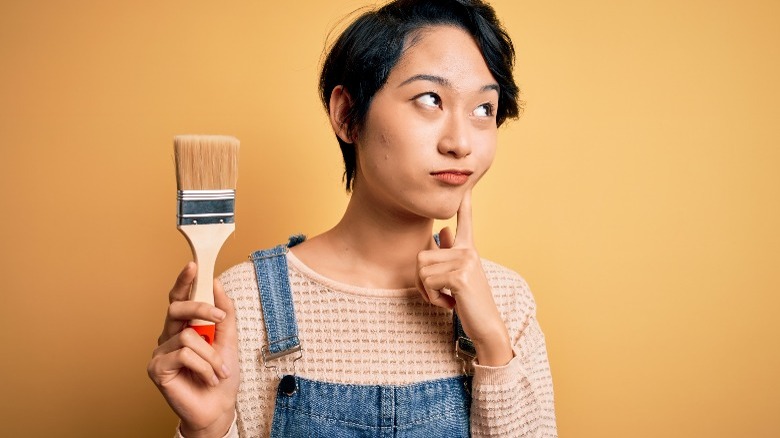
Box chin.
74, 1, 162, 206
417, 202, 459, 221
432, 209, 458, 221
421, 191, 464, 219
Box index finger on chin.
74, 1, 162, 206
454, 189, 474, 248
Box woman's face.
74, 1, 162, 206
352, 25, 499, 220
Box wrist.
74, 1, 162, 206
180, 411, 235, 438
473, 331, 512, 367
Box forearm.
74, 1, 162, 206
472, 321, 513, 366
469, 319, 557, 437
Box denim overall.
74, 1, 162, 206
249, 235, 477, 438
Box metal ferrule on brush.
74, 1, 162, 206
177, 189, 235, 226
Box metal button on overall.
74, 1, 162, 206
279, 375, 297, 396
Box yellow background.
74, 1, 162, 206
1, 0, 778, 436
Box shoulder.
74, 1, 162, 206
218, 261, 258, 300
480, 258, 537, 326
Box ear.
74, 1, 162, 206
329, 85, 354, 144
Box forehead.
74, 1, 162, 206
387, 25, 496, 89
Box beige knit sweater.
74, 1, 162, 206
176, 251, 557, 437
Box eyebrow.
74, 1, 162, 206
398, 74, 499, 93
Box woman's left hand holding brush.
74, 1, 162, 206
148, 262, 240, 438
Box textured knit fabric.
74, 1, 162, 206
176, 251, 557, 437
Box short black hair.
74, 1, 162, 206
319, 0, 521, 191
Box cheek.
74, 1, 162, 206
478, 132, 498, 165
485, 145, 497, 168
376, 124, 424, 163
358, 130, 398, 181
376, 132, 396, 165
380, 134, 394, 162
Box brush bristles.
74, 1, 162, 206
174, 135, 239, 190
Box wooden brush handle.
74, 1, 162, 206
178, 223, 235, 344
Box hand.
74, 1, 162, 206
147, 262, 240, 438
416, 190, 513, 366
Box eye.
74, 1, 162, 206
472, 102, 495, 118
415, 92, 441, 109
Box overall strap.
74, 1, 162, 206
249, 234, 306, 361
453, 313, 476, 361
432, 234, 477, 361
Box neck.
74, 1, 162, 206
337, 193, 436, 255
313, 186, 437, 289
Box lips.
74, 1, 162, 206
430, 170, 472, 186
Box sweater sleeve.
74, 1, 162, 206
469, 263, 558, 437
174, 413, 240, 438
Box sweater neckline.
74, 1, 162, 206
285, 250, 420, 299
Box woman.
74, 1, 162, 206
148, 0, 557, 436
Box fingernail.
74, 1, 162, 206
211, 375, 220, 387
212, 309, 226, 321
222, 364, 231, 378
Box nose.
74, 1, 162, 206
437, 113, 472, 158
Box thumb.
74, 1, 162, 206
438, 226, 455, 249
213, 278, 237, 349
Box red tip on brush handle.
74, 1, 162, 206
190, 323, 216, 345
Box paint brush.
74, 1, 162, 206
174, 135, 239, 345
